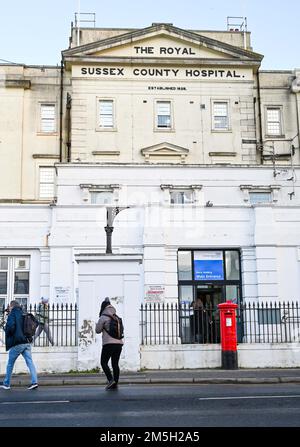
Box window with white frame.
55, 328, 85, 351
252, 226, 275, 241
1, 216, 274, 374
39, 167, 55, 199
99, 100, 114, 128
212, 101, 229, 131
156, 101, 172, 129
40, 103, 56, 133
170, 190, 194, 204
266, 107, 282, 136
249, 192, 272, 204
90, 191, 113, 205
240, 185, 280, 204
0, 256, 30, 311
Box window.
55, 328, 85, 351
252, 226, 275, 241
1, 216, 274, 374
39, 167, 55, 200
99, 100, 114, 128
225, 251, 240, 281
266, 107, 282, 136
40, 104, 56, 133
0, 272, 7, 295
178, 251, 192, 280
249, 192, 272, 204
170, 190, 194, 204
240, 185, 280, 204
258, 309, 281, 325
0, 256, 30, 309
90, 191, 113, 205
212, 101, 229, 130
14, 272, 29, 294
156, 101, 172, 129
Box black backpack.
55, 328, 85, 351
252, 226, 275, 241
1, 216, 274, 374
104, 314, 124, 340
23, 313, 39, 339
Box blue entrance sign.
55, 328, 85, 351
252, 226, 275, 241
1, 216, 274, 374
194, 251, 224, 281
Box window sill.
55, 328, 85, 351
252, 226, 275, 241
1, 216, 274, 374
36, 132, 58, 136
211, 129, 232, 133
264, 135, 286, 139
95, 127, 117, 132
169, 203, 197, 207
154, 128, 175, 133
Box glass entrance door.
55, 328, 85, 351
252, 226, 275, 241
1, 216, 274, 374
194, 285, 223, 343
178, 249, 243, 344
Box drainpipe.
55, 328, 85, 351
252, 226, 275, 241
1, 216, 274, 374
256, 70, 264, 165
66, 93, 72, 162
59, 58, 64, 162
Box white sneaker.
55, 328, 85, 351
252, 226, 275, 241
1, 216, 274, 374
27, 383, 38, 390
1, 384, 11, 390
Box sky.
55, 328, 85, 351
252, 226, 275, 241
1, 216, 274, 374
0, 0, 299, 69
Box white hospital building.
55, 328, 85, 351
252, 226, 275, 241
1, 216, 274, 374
0, 19, 300, 372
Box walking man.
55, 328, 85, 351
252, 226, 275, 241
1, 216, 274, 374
96, 298, 124, 390
1, 300, 38, 390
33, 297, 54, 346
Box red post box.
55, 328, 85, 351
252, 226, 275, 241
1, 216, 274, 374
218, 301, 238, 369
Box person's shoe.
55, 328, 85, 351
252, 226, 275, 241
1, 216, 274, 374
27, 383, 38, 390
105, 380, 116, 390
1, 384, 10, 390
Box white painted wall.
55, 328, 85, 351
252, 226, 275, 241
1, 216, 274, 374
141, 344, 300, 369
0, 347, 78, 374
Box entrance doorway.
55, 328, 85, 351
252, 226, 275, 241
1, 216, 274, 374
178, 249, 242, 344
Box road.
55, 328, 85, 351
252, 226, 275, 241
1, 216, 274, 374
0, 383, 300, 427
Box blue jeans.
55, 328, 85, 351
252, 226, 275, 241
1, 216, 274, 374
3, 343, 38, 386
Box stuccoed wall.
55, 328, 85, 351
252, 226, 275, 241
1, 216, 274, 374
140, 344, 300, 369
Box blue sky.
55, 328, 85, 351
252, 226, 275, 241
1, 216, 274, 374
0, 0, 299, 69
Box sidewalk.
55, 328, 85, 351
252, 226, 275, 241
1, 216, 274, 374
2, 368, 300, 387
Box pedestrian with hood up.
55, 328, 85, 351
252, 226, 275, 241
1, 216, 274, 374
1, 300, 38, 390
33, 297, 54, 346
95, 297, 124, 390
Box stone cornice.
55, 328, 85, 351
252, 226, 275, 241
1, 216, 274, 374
65, 56, 261, 68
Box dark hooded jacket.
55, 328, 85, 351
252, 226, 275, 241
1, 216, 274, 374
5, 306, 28, 351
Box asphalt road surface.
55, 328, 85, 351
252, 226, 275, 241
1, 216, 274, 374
0, 383, 300, 427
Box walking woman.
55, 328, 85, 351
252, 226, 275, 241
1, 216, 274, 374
95, 298, 124, 390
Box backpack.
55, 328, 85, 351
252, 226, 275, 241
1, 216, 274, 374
23, 313, 39, 339
104, 314, 124, 340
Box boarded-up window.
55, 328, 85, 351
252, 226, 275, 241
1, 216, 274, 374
40, 104, 56, 133
213, 102, 229, 130
99, 100, 114, 128
39, 167, 55, 199
266, 107, 281, 135
156, 101, 171, 128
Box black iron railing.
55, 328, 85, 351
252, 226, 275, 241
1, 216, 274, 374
140, 302, 300, 345
0, 304, 78, 348
240, 301, 300, 343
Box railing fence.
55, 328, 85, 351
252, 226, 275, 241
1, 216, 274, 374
0, 304, 78, 348
140, 302, 300, 345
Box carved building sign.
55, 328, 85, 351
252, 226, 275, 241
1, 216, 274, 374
75, 66, 251, 80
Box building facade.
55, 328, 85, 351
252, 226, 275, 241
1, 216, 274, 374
0, 23, 300, 371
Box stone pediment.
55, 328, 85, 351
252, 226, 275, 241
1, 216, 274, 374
141, 142, 189, 163
63, 23, 263, 65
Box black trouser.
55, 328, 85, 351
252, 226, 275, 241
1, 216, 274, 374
100, 344, 123, 383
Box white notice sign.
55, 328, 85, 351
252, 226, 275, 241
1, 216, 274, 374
54, 286, 71, 304
145, 285, 165, 303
